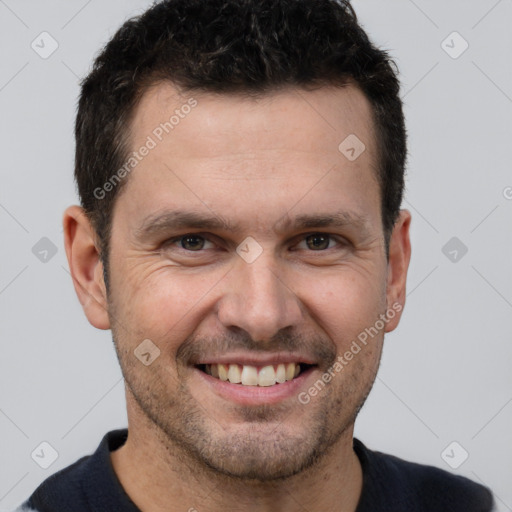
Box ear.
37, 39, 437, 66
384, 209, 411, 333
63, 205, 110, 330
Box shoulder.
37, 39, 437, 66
354, 438, 495, 511
16, 452, 93, 511
13, 429, 129, 512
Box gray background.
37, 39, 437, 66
1, 0, 511, 510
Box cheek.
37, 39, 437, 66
111, 262, 227, 342
299, 267, 387, 341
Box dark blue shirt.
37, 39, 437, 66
16, 429, 495, 511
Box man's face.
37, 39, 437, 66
103, 83, 406, 480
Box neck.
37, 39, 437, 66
111, 417, 363, 512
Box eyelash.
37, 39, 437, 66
163, 232, 348, 253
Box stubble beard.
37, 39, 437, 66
114, 331, 380, 483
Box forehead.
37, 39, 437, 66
115, 81, 381, 234
130, 81, 376, 164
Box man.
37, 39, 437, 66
15, 0, 495, 510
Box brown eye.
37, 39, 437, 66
304, 234, 332, 250
179, 235, 206, 251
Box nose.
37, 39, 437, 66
216, 251, 304, 345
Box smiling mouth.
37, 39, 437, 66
196, 363, 315, 387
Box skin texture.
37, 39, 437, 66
64, 83, 411, 512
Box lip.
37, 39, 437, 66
193, 364, 317, 406
194, 351, 317, 366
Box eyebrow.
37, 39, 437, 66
135, 209, 371, 240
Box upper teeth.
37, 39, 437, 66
205, 363, 301, 386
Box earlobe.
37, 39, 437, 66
63, 205, 111, 330
384, 209, 412, 333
